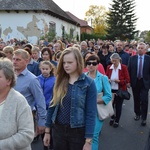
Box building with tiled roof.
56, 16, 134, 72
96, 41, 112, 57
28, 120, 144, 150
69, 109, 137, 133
66, 11, 93, 34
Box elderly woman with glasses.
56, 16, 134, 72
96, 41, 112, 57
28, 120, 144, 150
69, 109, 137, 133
85, 54, 112, 150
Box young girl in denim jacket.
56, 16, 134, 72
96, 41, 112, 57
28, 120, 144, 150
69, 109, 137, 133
43, 47, 97, 150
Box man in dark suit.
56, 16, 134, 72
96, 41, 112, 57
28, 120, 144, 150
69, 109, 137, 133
128, 42, 150, 126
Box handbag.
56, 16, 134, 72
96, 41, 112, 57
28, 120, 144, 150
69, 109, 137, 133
116, 89, 130, 100
97, 76, 114, 120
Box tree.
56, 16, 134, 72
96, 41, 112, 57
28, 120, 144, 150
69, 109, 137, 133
40, 29, 56, 42
85, 5, 108, 37
145, 31, 150, 43
106, 0, 138, 41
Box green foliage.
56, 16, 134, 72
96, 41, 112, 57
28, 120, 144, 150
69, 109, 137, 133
145, 31, 150, 42
81, 32, 106, 41
106, 0, 138, 41
85, 5, 108, 37
40, 29, 56, 42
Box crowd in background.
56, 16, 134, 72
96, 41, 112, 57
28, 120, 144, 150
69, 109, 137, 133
0, 37, 150, 150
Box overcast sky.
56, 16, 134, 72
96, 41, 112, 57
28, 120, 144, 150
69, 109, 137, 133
53, 0, 150, 31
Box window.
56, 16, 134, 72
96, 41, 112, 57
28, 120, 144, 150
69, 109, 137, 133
70, 28, 74, 39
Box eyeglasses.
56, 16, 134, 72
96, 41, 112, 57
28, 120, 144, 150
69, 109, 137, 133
94, 49, 98, 50
86, 62, 98, 66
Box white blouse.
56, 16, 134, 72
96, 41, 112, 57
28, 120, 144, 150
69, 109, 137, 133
110, 63, 121, 90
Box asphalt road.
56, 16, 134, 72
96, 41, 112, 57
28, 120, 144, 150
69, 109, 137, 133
32, 88, 150, 150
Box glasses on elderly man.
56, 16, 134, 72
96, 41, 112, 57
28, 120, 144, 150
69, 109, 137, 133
86, 62, 98, 66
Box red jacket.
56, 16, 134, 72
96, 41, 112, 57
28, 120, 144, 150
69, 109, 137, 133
106, 64, 130, 90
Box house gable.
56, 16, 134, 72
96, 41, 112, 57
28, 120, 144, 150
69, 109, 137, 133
0, 1, 80, 44
0, 0, 78, 25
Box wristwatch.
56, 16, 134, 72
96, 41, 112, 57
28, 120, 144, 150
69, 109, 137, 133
85, 138, 92, 144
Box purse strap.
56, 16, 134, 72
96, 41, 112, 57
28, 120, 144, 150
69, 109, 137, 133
101, 75, 104, 93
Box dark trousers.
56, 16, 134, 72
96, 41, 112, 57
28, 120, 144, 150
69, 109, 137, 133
132, 79, 149, 120
111, 90, 124, 123
52, 124, 85, 150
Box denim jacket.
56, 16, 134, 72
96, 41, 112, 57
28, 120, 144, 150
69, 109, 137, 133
45, 73, 97, 138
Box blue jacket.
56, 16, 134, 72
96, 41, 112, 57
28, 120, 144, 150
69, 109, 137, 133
85, 71, 112, 105
116, 50, 130, 66
27, 59, 41, 76
45, 73, 97, 138
38, 75, 56, 109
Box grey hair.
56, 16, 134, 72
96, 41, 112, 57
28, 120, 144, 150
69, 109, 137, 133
80, 41, 87, 46
0, 58, 16, 87
110, 53, 121, 60
137, 42, 147, 49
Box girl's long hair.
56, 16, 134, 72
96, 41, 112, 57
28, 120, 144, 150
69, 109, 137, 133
51, 47, 84, 106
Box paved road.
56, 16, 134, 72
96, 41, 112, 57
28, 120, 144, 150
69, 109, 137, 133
32, 89, 150, 150
99, 89, 150, 150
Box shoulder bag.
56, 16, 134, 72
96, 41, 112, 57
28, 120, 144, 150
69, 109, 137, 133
116, 88, 130, 100
97, 75, 114, 120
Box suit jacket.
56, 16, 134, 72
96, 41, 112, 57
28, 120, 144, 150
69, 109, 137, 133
106, 64, 130, 90
128, 54, 150, 89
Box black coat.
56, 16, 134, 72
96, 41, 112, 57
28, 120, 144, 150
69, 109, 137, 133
128, 54, 150, 89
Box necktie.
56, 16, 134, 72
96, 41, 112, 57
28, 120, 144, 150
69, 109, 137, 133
138, 56, 142, 79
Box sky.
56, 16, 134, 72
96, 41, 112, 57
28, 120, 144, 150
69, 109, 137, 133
53, 0, 150, 32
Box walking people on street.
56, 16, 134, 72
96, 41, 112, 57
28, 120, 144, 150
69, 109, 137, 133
128, 42, 150, 126
85, 54, 112, 149
106, 53, 130, 128
0, 58, 34, 150
12, 49, 47, 140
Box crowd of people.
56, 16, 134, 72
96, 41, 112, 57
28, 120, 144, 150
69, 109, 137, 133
0, 37, 150, 150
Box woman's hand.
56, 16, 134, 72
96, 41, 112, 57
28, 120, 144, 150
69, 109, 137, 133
97, 98, 104, 104
126, 83, 130, 88
108, 79, 111, 83
83, 142, 92, 150
114, 79, 120, 83
43, 133, 50, 146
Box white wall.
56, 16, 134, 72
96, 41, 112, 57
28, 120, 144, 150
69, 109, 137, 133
0, 11, 80, 44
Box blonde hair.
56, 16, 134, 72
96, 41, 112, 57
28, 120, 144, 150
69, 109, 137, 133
51, 47, 84, 106
72, 44, 81, 51
3, 46, 14, 54
32, 46, 40, 53
56, 40, 65, 51
40, 61, 55, 76
14, 49, 29, 60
